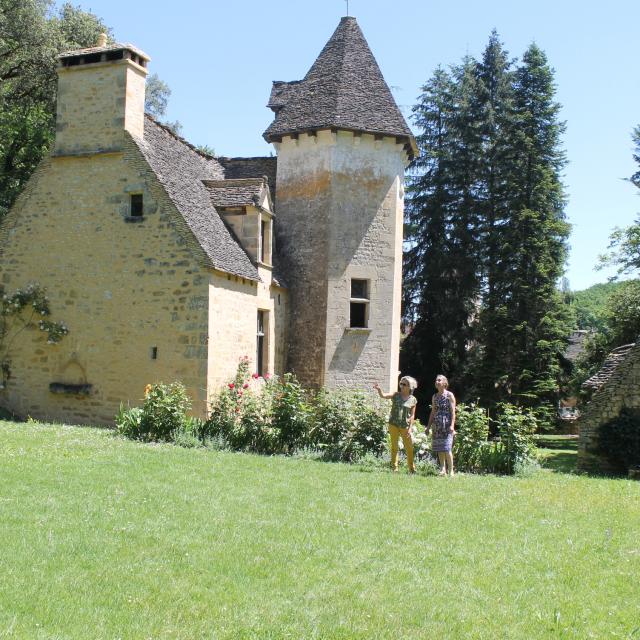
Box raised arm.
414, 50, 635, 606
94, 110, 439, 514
373, 383, 395, 400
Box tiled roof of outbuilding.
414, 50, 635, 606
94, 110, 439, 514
582, 343, 636, 391
263, 16, 416, 158
132, 116, 260, 281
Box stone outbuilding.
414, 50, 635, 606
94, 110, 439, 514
577, 342, 639, 471
0, 17, 415, 424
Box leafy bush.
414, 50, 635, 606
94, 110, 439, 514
115, 404, 143, 439
116, 382, 191, 442
272, 374, 311, 452
453, 402, 537, 475
309, 389, 387, 462
205, 361, 386, 461
453, 404, 490, 473
597, 408, 640, 475
493, 403, 538, 474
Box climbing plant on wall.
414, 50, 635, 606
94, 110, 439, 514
0, 283, 68, 388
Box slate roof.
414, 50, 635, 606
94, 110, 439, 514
59, 42, 150, 61
132, 116, 259, 281
203, 178, 268, 209
218, 157, 277, 204
263, 16, 417, 158
582, 343, 636, 391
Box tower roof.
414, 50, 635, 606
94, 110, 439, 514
263, 16, 416, 158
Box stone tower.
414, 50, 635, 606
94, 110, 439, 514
264, 17, 417, 390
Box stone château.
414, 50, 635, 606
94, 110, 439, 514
0, 17, 416, 424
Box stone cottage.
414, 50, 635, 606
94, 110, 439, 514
578, 342, 639, 471
0, 17, 416, 423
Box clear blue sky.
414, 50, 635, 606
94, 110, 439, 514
70, 0, 639, 291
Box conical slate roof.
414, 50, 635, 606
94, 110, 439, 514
263, 16, 416, 158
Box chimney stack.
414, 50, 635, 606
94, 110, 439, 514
54, 39, 150, 156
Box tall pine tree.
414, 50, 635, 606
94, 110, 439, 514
404, 33, 571, 417
402, 62, 481, 403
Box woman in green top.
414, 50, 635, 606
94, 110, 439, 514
374, 376, 418, 473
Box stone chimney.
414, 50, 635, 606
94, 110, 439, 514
54, 35, 150, 156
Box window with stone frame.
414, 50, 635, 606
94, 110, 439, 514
349, 279, 369, 328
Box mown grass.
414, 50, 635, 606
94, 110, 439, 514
1, 420, 639, 639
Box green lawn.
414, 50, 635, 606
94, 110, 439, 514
1, 421, 639, 639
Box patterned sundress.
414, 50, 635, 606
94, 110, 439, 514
432, 391, 453, 452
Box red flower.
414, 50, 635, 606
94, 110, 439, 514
252, 373, 260, 379
228, 383, 235, 389
243, 383, 249, 389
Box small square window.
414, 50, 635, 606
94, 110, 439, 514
130, 193, 143, 217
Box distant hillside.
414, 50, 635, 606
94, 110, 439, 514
569, 281, 632, 330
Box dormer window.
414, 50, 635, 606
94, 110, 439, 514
259, 216, 272, 265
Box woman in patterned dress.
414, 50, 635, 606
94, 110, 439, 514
427, 374, 456, 476
374, 376, 418, 474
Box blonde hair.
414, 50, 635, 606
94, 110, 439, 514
436, 374, 449, 388
400, 375, 418, 391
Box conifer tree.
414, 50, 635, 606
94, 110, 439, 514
404, 33, 571, 417
402, 63, 481, 396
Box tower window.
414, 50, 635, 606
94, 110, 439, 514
130, 193, 143, 217
350, 279, 369, 328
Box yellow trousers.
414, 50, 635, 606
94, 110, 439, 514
389, 424, 415, 472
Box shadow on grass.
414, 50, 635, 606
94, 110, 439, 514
0, 405, 21, 422
538, 448, 578, 474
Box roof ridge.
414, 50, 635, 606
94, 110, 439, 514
144, 114, 217, 162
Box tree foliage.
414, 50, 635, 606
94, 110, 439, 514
597, 126, 640, 276
402, 33, 571, 416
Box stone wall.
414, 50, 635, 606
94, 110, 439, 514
0, 140, 210, 423
578, 341, 640, 472
206, 266, 286, 399
274, 129, 407, 390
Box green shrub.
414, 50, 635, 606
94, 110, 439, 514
309, 389, 387, 462
173, 415, 206, 448
452, 403, 537, 475
115, 404, 143, 439
206, 362, 386, 461
493, 403, 538, 474
272, 373, 311, 452
454, 404, 491, 473
597, 408, 640, 475
116, 382, 191, 442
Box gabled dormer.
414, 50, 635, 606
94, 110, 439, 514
203, 177, 274, 266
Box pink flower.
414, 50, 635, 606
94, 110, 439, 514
252, 373, 260, 379
237, 390, 243, 397
243, 383, 249, 389
264, 373, 272, 380
228, 383, 235, 389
